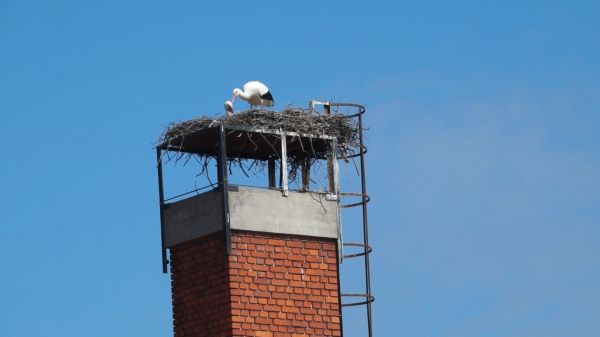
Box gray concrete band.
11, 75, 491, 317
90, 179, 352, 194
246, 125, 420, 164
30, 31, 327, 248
163, 186, 340, 248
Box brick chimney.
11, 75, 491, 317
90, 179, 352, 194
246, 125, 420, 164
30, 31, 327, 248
170, 230, 341, 337
156, 105, 373, 337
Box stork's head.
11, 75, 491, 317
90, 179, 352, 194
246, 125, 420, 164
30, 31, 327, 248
231, 88, 243, 102
224, 100, 234, 116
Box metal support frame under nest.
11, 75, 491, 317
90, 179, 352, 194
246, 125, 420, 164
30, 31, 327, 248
155, 124, 341, 264
156, 148, 168, 273
217, 126, 232, 253
280, 132, 289, 196
155, 126, 234, 270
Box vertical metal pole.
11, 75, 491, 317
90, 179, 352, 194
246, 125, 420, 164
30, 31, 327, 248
156, 148, 168, 273
327, 138, 339, 193
331, 137, 344, 264
301, 157, 310, 191
332, 138, 339, 193
279, 161, 283, 188
268, 158, 276, 188
280, 133, 289, 196
325, 104, 338, 193
217, 126, 231, 254
358, 113, 373, 337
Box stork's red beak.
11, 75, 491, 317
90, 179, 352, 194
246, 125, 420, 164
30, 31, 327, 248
231, 94, 236, 103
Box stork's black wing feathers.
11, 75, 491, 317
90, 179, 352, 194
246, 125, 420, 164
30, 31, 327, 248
260, 90, 274, 102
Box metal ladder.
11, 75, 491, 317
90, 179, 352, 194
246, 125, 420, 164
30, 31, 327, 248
313, 101, 374, 337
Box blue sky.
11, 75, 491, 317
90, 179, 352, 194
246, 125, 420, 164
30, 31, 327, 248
1, 1, 599, 336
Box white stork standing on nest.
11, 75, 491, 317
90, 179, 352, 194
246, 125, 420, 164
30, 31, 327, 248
225, 81, 274, 116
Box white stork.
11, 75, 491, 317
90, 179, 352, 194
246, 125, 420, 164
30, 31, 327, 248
224, 81, 274, 115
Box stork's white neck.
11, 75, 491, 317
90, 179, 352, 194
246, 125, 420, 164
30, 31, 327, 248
234, 88, 252, 100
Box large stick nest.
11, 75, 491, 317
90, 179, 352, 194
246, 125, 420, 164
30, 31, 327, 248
158, 107, 359, 155
157, 107, 362, 190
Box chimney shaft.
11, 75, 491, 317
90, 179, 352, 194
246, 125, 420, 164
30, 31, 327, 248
170, 230, 342, 337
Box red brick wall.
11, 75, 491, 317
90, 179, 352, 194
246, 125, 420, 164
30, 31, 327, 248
229, 231, 342, 337
170, 230, 342, 337
170, 232, 232, 337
